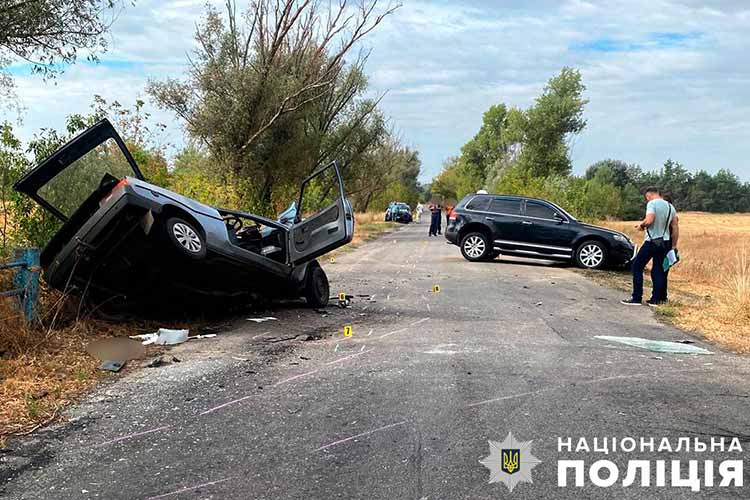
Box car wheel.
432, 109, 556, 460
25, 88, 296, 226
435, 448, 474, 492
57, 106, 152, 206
304, 261, 330, 308
166, 217, 206, 259
460, 232, 490, 262
576, 240, 607, 269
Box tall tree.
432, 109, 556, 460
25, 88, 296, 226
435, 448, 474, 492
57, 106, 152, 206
148, 0, 398, 214
517, 67, 588, 177
0, 0, 121, 101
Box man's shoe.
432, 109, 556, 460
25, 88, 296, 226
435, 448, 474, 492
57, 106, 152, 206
646, 300, 665, 308
620, 298, 642, 306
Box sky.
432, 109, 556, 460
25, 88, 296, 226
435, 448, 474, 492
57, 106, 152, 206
3, 0, 750, 183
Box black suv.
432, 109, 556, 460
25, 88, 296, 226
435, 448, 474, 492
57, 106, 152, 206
445, 194, 635, 269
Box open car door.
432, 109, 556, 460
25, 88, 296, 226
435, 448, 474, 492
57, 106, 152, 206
289, 162, 353, 265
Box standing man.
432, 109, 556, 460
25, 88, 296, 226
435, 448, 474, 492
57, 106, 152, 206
428, 203, 441, 237
659, 195, 680, 303
622, 187, 676, 306
416, 202, 424, 223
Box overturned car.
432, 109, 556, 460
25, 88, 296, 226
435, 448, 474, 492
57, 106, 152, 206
14, 119, 354, 314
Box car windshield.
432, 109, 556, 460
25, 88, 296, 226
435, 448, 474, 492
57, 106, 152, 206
37, 138, 135, 217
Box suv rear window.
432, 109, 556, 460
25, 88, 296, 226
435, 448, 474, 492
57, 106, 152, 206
488, 198, 520, 215
465, 197, 490, 211
525, 201, 557, 219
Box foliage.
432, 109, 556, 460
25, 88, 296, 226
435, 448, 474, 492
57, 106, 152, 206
432, 67, 749, 222
0, 1, 122, 102
147, 0, 400, 216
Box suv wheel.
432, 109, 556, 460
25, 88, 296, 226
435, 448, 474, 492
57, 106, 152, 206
576, 240, 606, 269
460, 232, 490, 262
304, 261, 330, 307
166, 217, 206, 259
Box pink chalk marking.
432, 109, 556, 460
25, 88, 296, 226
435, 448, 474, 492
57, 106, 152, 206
95, 425, 171, 447
275, 369, 320, 386
315, 420, 408, 452
378, 327, 407, 339
325, 349, 372, 366
146, 477, 232, 499
199, 395, 254, 415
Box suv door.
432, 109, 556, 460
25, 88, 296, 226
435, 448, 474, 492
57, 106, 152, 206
288, 162, 353, 265
484, 197, 523, 250
518, 200, 576, 257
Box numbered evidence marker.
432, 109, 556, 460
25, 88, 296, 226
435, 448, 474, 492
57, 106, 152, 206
433, 284, 441, 294
329, 256, 336, 264
338, 292, 346, 301
343, 324, 353, 337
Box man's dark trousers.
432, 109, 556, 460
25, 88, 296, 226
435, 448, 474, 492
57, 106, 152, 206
631, 240, 667, 302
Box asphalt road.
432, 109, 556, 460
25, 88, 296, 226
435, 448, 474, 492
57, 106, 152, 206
2, 222, 749, 499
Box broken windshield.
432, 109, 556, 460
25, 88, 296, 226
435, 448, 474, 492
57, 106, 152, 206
37, 138, 135, 218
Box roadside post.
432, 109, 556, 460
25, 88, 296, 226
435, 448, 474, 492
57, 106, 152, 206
0, 248, 41, 323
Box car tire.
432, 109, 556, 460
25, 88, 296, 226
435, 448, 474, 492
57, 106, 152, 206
166, 217, 207, 259
575, 240, 607, 269
460, 232, 490, 262
304, 261, 330, 308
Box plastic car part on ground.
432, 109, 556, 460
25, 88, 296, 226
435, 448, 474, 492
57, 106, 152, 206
130, 328, 190, 346
247, 317, 278, 323
594, 336, 713, 355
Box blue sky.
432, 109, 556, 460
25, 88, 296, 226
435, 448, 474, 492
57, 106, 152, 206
3, 0, 750, 183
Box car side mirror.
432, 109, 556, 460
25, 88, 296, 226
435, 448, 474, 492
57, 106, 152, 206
554, 213, 565, 224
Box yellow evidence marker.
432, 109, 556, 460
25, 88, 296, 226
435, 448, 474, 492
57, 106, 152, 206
329, 256, 336, 264
344, 325, 353, 337
433, 284, 441, 293
338, 292, 346, 301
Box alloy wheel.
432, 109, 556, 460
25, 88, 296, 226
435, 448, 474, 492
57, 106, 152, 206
172, 222, 202, 253
463, 235, 486, 259
579, 243, 604, 268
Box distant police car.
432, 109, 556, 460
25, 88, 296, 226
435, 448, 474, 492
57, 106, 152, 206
445, 194, 635, 269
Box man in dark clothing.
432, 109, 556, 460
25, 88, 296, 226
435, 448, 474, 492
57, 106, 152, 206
428, 204, 442, 237
621, 187, 676, 306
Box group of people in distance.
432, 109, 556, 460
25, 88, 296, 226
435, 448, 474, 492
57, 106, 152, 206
415, 201, 453, 237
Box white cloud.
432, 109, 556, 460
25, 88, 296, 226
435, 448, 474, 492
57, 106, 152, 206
1, 0, 749, 183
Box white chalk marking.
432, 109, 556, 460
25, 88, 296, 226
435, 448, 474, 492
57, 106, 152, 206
315, 421, 408, 452
410, 317, 430, 327
367, 329, 374, 337
96, 426, 171, 447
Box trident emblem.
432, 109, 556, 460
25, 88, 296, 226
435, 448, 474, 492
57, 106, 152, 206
502, 449, 520, 474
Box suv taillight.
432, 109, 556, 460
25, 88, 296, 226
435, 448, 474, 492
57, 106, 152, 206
100, 178, 129, 206
449, 208, 457, 220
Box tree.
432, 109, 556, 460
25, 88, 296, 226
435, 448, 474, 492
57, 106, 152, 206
148, 0, 398, 214
0, 0, 121, 101
517, 67, 588, 177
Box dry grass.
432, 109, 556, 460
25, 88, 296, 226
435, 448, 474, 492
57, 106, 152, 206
0, 284, 148, 446
600, 212, 750, 352
0, 211, 397, 445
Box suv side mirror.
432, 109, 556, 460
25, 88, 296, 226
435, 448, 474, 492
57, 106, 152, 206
553, 213, 565, 224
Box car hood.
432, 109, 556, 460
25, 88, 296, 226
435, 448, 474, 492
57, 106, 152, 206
579, 222, 632, 242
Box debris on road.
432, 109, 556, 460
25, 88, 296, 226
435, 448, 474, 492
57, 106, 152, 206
594, 336, 713, 355
130, 328, 189, 346
247, 317, 278, 323
98, 360, 125, 372
146, 355, 181, 368
189, 334, 217, 341
85, 338, 146, 361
